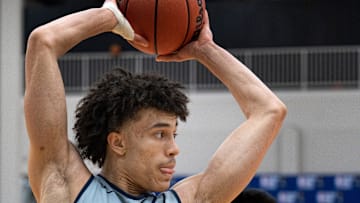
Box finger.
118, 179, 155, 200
130, 34, 149, 47
156, 54, 184, 62
117, 17, 135, 40
103, 1, 135, 40
203, 10, 210, 29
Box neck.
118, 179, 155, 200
101, 160, 147, 196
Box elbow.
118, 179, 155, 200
27, 26, 56, 54
25, 27, 58, 86
249, 97, 287, 122
268, 100, 287, 123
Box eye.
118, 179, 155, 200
154, 131, 164, 139
153, 131, 178, 139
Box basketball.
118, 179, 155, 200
117, 0, 206, 55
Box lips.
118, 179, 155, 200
159, 161, 176, 175
160, 167, 175, 175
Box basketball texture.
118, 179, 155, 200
117, 0, 206, 55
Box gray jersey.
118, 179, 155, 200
75, 175, 181, 203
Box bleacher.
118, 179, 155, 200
57, 46, 360, 92
172, 174, 360, 203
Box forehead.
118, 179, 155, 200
127, 108, 178, 130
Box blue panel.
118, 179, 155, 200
259, 174, 281, 190
171, 174, 360, 203
297, 174, 319, 190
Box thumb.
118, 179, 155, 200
102, 1, 135, 40
156, 54, 186, 62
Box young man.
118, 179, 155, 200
24, 0, 287, 202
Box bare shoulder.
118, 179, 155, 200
173, 173, 233, 203
172, 174, 206, 203
28, 142, 91, 202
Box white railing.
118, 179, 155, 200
58, 46, 360, 92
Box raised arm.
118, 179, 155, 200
157, 11, 287, 203
24, 1, 142, 201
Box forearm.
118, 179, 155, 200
196, 42, 285, 118
31, 8, 116, 58
190, 43, 287, 202
25, 7, 117, 85
24, 7, 117, 149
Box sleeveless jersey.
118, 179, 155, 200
74, 175, 181, 203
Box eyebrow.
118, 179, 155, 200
149, 121, 178, 129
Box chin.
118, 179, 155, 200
151, 181, 171, 192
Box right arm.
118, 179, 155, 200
24, 1, 141, 201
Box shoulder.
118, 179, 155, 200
172, 174, 205, 203
28, 142, 91, 202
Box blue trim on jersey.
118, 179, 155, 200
97, 174, 156, 200
74, 175, 94, 203
74, 174, 182, 203
169, 190, 181, 203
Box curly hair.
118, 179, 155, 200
232, 188, 276, 203
73, 68, 189, 167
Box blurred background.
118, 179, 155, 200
1, 0, 360, 202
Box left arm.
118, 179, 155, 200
158, 10, 287, 203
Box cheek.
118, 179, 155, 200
125, 134, 164, 169
126, 146, 161, 183
127, 142, 159, 168
138, 144, 160, 165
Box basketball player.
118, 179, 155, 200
24, 0, 287, 202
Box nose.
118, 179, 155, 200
166, 138, 180, 157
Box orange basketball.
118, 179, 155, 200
117, 0, 206, 55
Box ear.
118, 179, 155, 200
107, 131, 127, 156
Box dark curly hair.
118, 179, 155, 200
232, 188, 276, 203
73, 68, 189, 167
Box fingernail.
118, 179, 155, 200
141, 40, 149, 47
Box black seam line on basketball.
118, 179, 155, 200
154, 0, 159, 54
124, 0, 129, 16
180, 0, 191, 49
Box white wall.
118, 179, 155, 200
60, 90, 360, 176
279, 90, 360, 173
0, 0, 23, 202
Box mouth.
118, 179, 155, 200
159, 160, 176, 176
159, 167, 175, 176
